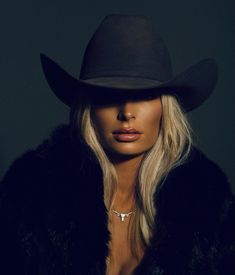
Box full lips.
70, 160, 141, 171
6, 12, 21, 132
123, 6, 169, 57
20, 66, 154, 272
112, 133, 141, 142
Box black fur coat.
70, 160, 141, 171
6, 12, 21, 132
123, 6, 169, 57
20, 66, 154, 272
0, 124, 235, 275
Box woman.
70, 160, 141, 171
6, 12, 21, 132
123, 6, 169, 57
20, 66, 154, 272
0, 14, 235, 275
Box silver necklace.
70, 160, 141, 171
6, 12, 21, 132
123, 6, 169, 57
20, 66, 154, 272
111, 209, 136, 222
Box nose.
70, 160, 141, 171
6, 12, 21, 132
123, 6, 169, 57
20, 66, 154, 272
117, 101, 136, 121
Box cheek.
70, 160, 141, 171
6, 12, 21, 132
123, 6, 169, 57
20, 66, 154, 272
144, 107, 162, 139
154, 113, 162, 135
91, 109, 114, 141
145, 119, 161, 147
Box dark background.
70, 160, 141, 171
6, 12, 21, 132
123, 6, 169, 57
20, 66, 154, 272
0, 0, 234, 192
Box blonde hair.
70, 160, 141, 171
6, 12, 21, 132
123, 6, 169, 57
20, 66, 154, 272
70, 94, 194, 261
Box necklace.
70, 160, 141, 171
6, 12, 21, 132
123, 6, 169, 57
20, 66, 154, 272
111, 209, 136, 222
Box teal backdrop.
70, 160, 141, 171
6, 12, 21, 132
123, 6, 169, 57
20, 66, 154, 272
0, 0, 234, 192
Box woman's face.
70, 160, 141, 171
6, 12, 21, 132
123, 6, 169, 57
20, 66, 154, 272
91, 95, 162, 160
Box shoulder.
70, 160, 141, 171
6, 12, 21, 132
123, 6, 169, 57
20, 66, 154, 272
161, 145, 233, 196
0, 124, 70, 201
157, 145, 235, 230
0, 123, 99, 203
1, 123, 81, 179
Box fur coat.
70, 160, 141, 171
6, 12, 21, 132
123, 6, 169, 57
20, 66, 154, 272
0, 124, 235, 275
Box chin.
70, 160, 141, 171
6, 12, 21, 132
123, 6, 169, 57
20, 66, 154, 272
107, 144, 150, 158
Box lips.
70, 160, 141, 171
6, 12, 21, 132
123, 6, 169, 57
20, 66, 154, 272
112, 127, 141, 134
112, 128, 142, 142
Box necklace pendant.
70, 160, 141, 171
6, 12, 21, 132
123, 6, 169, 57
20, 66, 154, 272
120, 213, 127, 222
112, 209, 135, 222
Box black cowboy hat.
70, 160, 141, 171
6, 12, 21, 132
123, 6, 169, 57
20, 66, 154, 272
40, 14, 218, 112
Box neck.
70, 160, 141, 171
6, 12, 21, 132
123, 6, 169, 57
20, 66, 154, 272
111, 154, 143, 211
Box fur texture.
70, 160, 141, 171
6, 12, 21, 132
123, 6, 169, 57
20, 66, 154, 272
0, 124, 235, 275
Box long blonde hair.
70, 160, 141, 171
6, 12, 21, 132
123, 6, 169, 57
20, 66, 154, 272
70, 94, 194, 260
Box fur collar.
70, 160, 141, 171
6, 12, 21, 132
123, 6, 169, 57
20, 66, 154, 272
1, 123, 235, 275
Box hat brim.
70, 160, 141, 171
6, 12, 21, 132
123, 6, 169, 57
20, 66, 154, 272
40, 53, 218, 112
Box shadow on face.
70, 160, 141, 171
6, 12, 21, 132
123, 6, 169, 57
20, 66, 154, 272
90, 90, 162, 106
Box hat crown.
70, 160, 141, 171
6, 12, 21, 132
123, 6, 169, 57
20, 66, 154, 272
79, 14, 173, 81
